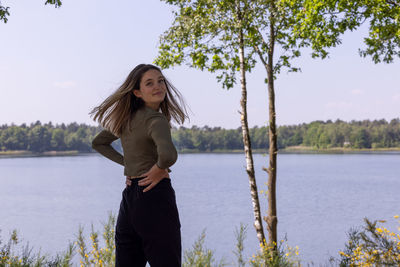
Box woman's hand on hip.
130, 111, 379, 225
138, 164, 169, 192
125, 176, 132, 186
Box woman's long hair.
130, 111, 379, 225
90, 64, 188, 136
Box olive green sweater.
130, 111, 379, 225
92, 106, 177, 176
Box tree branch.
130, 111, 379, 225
253, 45, 268, 69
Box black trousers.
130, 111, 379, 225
115, 178, 181, 267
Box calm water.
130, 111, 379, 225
1, 153, 399, 265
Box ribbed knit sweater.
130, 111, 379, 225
92, 106, 177, 176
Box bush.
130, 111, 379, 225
76, 212, 116, 267
182, 230, 226, 267
338, 216, 400, 266
249, 237, 301, 267
0, 229, 74, 267
1, 214, 304, 266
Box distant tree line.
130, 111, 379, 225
0, 121, 101, 153
0, 119, 399, 153
172, 119, 400, 151
276, 118, 400, 149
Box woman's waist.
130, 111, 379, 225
123, 161, 157, 176
124, 163, 171, 177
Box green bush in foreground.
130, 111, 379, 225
0, 229, 74, 266
249, 238, 300, 267
182, 230, 226, 267
338, 216, 400, 267
3, 214, 399, 266
0, 214, 301, 266
76, 212, 116, 267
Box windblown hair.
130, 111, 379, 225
90, 64, 188, 136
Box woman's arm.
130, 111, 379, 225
137, 114, 177, 192
147, 114, 178, 169
92, 130, 124, 166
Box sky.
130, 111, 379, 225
0, 0, 399, 129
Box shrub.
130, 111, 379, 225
76, 211, 116, 267
182, 230, 226, 267
338, 216, 400, 266
249, 237, 300, 267
0, 229, 74, 267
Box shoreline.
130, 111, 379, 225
279, 146, 400, 154
0, 150, 81, 158
1, 146, 400, 158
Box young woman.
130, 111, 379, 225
90, 64, 188, 267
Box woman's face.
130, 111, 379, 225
134, 69, 167, 110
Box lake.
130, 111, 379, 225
1, 153, 399, 265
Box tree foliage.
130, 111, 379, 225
0, 0, 62, 23
284, 0, 400, 63
155, 0, 258, 89
337, 0, 400, 63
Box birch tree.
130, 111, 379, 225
154, 0, 267, 245
154, 0, 344, 248
156, 0, 400, 249
251, 0, 399, 244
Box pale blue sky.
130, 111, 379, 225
1, 0, 399, 128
